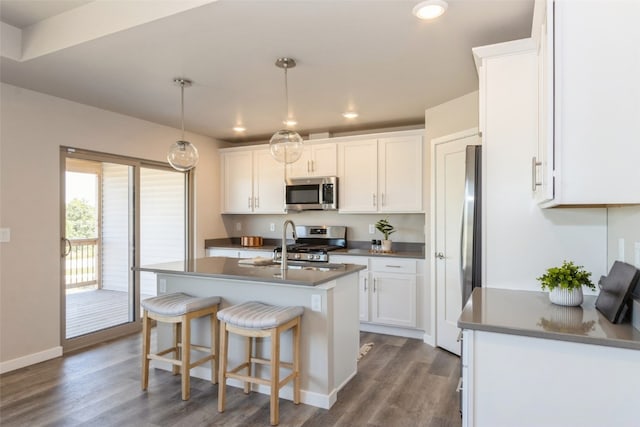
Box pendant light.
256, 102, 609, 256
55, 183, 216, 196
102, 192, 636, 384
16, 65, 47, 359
167, 78, 199, 171
269, 57, 303, 164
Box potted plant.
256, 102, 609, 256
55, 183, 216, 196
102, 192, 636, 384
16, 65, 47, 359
375, 218, 396, 252
537, 260, 595, 306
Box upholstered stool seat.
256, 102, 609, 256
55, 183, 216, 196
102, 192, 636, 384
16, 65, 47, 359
217, 301, 304, 426
141, 292, 221, 401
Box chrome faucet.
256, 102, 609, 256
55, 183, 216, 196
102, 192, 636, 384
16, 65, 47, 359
281, 219, 297, 271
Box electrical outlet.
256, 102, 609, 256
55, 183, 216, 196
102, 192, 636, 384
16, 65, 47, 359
270, 223, 276, 232
236, 222, 242, 231
311, 294, 322, 312
0, 228, 10, 243
159, 279, 167, 293
368, 224, 375, 234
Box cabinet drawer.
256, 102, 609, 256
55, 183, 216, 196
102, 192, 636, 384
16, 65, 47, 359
370, 258, 416, 274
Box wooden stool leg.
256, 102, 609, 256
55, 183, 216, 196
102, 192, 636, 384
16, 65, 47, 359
172, 322, 181, 375
181, 315, 191, 401
141, 310, 150, 391
293, 318, 301, 404
244, 336, 253, 394
210, 311, 218, 385
270, 327, 280, 426
218, 321, 228, 413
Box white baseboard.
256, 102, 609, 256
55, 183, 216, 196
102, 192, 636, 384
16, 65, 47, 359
359, 323, 425, 340
0, 346, 63, 374
422, 332, 435, 347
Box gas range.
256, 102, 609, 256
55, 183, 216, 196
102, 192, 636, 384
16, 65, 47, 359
274, 225, 346, 263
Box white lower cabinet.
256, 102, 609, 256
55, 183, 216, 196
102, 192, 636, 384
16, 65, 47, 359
206, 248, 274, 259
332, 255, 420, 330
461, 329, 639, 427
369, 258, 417, 328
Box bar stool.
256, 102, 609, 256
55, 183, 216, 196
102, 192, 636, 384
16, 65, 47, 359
141, 292, 221, 401
217, 301, 304, 426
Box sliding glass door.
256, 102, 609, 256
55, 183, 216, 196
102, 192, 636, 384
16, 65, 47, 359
61, 148, 189, 351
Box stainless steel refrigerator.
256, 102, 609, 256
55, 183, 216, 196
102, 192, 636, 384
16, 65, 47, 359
461, 145, 482, 306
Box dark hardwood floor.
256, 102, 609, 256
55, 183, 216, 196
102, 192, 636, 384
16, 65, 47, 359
0, 331, 461, 427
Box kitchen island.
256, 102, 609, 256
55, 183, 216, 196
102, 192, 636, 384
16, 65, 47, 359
458, 288, 640, 427
138, 257, 365, 409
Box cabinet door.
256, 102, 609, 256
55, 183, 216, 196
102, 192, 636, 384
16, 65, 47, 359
286, 147, 313, 178
541, 0, 640, 205
221, 150, 253, 213
338, 139, 378, 212
310, 143, 337, 176
253, 149, 286, 213
378, 135, 423, 212
370, 272, 417, 327
359, 270, 370, 321
206, 248, 241, 258
533, 0, 554, 203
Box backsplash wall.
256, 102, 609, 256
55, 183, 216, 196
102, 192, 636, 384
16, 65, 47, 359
221, 212, 426, 244
607, 206, 640, 269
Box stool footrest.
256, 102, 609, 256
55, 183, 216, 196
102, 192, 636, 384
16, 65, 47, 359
155, 347, 178, 357
148, 353, 183, 366
251, 357, 293, 370
228, 372, 270, 387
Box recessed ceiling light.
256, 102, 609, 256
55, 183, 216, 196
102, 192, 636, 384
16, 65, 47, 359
342, 111, 359, 119
283, 119, 298, 127
412, 0, 448, 20
233, 125, 246, 132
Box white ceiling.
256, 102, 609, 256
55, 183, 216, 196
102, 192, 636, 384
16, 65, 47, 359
0, 0, 534, 143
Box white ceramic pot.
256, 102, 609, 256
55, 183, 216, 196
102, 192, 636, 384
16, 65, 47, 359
549, 287, 583, 307
381, 239, 392, 252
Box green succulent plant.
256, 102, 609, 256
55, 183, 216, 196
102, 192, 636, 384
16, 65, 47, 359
375, 218, 396, 240
537, 260, 595, 291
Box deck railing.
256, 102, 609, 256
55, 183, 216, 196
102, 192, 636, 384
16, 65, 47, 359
65, 238, 99, 289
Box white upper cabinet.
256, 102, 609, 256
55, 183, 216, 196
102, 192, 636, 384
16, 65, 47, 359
338, 139, 378, 212
534, 0, 640, 206
221, 150, 253, 213
220, 147, 285, 214
378, 135, 423, 212
338, 131, 424, 213
287, 142, 337, 178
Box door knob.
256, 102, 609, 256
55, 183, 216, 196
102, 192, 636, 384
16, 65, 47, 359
435, 252, 445, 260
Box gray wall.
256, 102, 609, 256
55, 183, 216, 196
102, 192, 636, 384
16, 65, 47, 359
0, 83, 225, 368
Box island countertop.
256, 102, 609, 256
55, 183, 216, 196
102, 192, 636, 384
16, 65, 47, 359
137, 256, 365, 287
458, 287, 640, 350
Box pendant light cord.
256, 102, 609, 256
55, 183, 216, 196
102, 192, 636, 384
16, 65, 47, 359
180, 82, 185, 141
284, 66, 290, 120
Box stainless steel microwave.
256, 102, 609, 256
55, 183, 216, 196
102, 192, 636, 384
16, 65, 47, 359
285, 176, 338, 211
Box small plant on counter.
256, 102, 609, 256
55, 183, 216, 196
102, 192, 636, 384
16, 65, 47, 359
375, 218, 396, 241
537, 260, 595, 291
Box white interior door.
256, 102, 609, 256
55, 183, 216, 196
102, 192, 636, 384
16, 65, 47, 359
434, 130, 480, 355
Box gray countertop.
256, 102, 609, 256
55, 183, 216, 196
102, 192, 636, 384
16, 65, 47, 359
137, 257, 365, 287
458, 287, 640, 351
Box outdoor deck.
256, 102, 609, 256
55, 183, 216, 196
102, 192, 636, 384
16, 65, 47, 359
66, 289, 152, 338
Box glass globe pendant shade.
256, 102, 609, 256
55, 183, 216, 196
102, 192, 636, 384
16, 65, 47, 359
167, 140, 199, 171
269, 129, 304, 164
